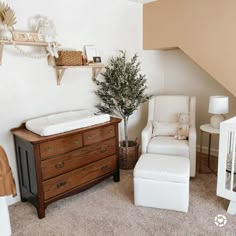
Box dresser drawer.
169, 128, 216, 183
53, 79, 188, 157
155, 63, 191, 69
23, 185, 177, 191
41, 138, 116, 180
40, 133, 82, 159
83, 125, 115, 146
43, 155, 116, 200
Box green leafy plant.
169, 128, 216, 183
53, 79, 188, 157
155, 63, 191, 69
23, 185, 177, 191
95, 51, 151, 148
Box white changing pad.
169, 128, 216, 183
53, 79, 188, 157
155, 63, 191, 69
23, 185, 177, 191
25, 110, 110, 136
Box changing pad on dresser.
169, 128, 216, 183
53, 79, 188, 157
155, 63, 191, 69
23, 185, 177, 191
25, 110, 110, 136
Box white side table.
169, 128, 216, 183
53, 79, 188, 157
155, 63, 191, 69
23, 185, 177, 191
199, 124, 220, 174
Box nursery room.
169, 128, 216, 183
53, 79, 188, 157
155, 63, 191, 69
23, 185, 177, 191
1, 0, 236, 235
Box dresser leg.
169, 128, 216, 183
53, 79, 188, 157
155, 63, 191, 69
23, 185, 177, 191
21, 197, 27, 202
37, 206, 46, 219
113, 171, 120, 182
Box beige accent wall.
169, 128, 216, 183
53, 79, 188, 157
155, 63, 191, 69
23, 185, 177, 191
143, 0, 236, 96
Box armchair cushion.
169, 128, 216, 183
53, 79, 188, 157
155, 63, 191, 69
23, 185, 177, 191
152, 121, 178, 137
147, 136, 189, 158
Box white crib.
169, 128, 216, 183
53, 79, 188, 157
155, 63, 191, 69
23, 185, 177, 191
217, 117, 236, 215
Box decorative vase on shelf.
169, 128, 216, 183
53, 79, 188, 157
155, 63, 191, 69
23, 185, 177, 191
0, 23, 12, 40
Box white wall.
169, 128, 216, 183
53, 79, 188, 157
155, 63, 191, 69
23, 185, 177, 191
0, 0, 163, 205
162, 49, 236, 151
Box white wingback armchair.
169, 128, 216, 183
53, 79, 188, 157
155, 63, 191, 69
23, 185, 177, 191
142, 95, 196, 177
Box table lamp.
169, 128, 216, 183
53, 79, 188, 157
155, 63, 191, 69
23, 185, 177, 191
208, 96, 228, 129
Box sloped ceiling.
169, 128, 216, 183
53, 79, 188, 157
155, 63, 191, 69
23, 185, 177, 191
143, 0, 236, 96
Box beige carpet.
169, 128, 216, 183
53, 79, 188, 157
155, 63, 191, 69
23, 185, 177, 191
9, 170, 236, 236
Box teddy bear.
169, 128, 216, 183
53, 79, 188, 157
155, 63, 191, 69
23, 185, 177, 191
174, 113, 190, 140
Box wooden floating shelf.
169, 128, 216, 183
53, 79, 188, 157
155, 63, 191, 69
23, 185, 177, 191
0, 39, 104, 86
0, 39, 48, 46
0, 39, 49, 65
55, 64, 105, 85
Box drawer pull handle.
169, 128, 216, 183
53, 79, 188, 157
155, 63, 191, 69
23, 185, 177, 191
55, 162, 64, 169
100, 148, 107, 153
87, 136, 92, 140
73, 140, 80, 144
108, 130, 113, 133
101, 165, 108, 171
57, 181, 67, 188
45, 146, 52, 152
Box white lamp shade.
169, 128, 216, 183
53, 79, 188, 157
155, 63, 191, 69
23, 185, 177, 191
208, 96, 229, 114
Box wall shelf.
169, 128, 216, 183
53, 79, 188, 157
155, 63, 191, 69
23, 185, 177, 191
55, 64, 104, 85
0, 39, 49, 65
0, 40, 105, 85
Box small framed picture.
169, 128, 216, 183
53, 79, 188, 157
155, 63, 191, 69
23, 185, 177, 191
84, 45, 99, 63
93, 56, 102, 63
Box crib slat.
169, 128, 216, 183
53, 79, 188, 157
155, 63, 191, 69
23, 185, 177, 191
227, 132, 230, 155
230, 132, 236, 191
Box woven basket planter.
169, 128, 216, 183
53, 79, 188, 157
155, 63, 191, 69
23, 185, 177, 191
119, 141, 139, 169
55, 51, 82, 66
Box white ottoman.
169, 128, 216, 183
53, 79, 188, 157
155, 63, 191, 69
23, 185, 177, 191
134, 153, 190, 212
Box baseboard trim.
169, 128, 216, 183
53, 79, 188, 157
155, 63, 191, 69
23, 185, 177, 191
197, 145, 218, 157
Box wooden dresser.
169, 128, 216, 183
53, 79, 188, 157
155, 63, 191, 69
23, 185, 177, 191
11, 117, 121, 219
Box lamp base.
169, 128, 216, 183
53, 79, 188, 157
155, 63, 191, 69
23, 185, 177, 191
210, 114, 225, 129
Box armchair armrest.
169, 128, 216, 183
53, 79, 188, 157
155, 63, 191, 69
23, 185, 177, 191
141, 122, 153, 154
189, 126, 197, 177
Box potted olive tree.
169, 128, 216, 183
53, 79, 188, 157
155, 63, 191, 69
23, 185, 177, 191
95, 51, 151, 169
